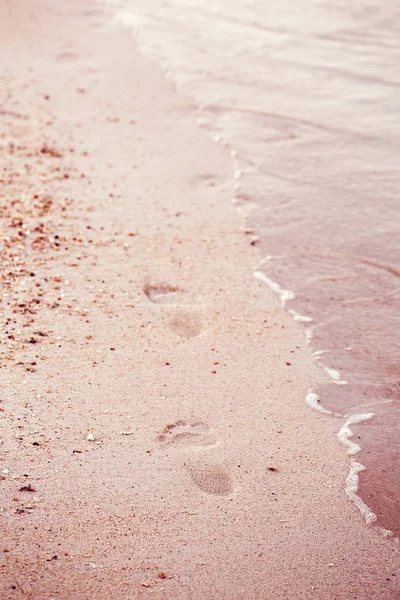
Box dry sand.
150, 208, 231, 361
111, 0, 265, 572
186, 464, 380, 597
0, 1, 399, 598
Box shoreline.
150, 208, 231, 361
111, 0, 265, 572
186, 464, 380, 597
254, 269, 383, 532
101, 1, 394, 537
103, 0, 400, 538
1, 1, 399, 598
101, 3, 395, 537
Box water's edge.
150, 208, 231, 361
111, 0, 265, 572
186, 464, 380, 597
99, 0, 398, 539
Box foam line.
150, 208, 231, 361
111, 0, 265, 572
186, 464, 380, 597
305, 391, 333, 415
346, 461, 377, 524
288, 309, 313, 323
324, 366, 348, 386
311, 349, 329, 359
338, 413, 374, 455
337, 413, 378, 525
253, 270, 295, 306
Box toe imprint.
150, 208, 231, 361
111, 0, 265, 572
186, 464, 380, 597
157, 421, 216, 448
185, 462, 233, 496
144, 282, 186, 305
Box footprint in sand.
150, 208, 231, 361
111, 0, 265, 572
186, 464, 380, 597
157, 420, 233, 496
157, 420, 216, 448
184, 462, 233, 496
167, 313, 203, 338
144, 282, 205, 338
143, 282, 186, 305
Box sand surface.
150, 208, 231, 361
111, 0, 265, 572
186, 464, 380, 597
0, 1, 399, 598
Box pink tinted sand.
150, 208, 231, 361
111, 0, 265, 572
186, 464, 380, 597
0, 1, 399, 598
113, 0, 400, 537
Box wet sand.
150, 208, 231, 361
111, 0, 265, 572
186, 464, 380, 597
0, 1, 399, 598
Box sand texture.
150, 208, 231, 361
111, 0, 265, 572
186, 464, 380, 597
0, 1, 399, 598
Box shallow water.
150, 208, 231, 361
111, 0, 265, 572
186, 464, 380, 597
102, 0, 400, 535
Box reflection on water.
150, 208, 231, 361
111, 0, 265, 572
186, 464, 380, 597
103, 0, 400, 535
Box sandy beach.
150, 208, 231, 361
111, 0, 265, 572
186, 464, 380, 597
0, 1, 399, 598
